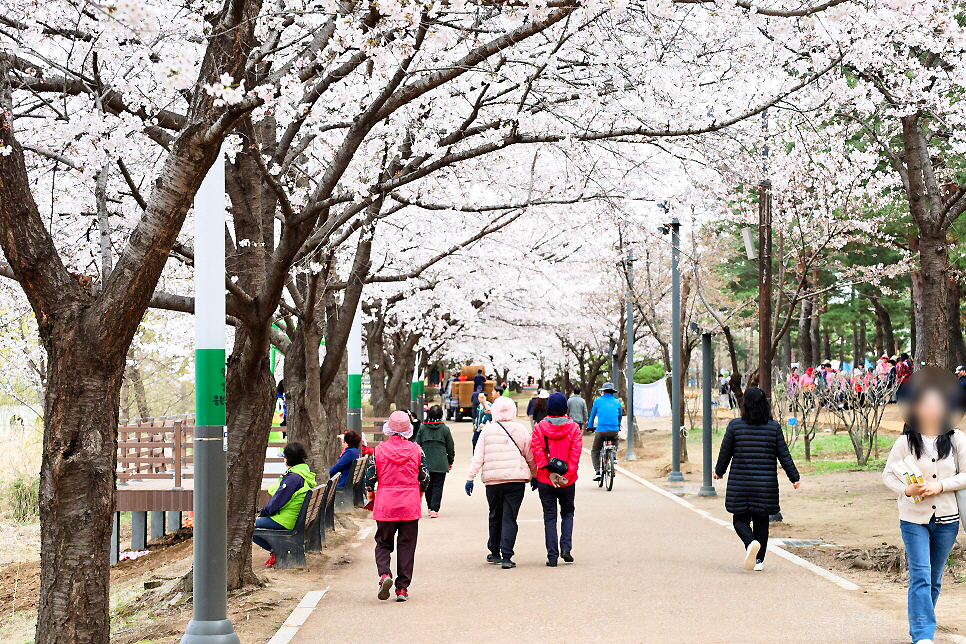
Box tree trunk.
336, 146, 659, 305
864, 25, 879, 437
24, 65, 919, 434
128, 360, 151, 419
912, 231, 950, 368
859, 322, 867, 368
875, 316, 884, 358
810, 269, 821, 363
872, 297, 896, 358
283, 319, 324, 470
948, 278, 966, 369
37, 337, 126, 644
320, 349, 349, 467
910, 302, 917, 360
798, 299, 812, 368
225, 325, 275, 590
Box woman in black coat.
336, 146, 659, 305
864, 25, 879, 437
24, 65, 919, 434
713, 387, 800, 571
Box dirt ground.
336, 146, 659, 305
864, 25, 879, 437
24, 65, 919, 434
602, 403, 966, 641
0, 511, 374, 644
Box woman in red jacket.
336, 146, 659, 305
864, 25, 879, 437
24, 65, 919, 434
365, 410, 430, 602
532, 392, 583, 567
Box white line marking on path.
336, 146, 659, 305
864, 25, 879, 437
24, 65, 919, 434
585, 448, 860, 591
267, 588, 328, 644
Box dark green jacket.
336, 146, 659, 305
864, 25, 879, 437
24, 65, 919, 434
415, 421, 455, 473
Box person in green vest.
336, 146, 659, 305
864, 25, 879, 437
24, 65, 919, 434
253, 442, 316, 567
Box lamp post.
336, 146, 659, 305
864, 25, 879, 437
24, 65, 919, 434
347, 301, 362, 434
699, 332, 717, 496
758, 109, 773, 398
624, 249, 637, 461
668, 215, 684, 483
181, 149, 240, 644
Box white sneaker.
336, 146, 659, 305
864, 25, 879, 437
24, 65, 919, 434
914, 640, 933, 644
753, 561, 764, 572
744, 541, 761, 570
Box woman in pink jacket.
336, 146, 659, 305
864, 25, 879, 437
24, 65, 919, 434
365, 411, 430, 602
532, 392, 582, 567
465, 397, 537, 569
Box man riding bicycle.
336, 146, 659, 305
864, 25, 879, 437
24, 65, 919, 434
588, 382, 623, 482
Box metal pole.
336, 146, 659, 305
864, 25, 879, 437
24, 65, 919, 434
610, 346, 618, 389
181, 148, 240, 644
347, 301, 362, 434
625, 249, 637, 461
669, 218, 684, 482
699, 333, 717, 496
410, 351, 422, 420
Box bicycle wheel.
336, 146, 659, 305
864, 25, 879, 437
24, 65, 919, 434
604, 451, 615, 491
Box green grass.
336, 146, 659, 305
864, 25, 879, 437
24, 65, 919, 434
0, 472, 39, 523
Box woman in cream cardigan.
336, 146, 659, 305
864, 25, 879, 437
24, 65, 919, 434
883, 372, 966, 644
466, 396, 537, 569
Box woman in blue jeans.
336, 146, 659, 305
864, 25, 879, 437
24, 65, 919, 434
883, 370, 966, 644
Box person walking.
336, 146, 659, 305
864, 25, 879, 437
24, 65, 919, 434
253, 442, 316, 567
588, 382, 623, 482
531, 393, 582, 567
882, 370, 966, 644
465, 397, 537, 569
567, 387, 588, 433
415, 405, 455, 518
531, 389, 550, 426
365, 411, 430, 602
473, 369, 487, 391
713, 387, 801, 572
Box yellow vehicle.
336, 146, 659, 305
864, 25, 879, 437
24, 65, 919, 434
445, 365, 495, 421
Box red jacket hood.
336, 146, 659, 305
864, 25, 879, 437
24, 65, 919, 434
539, 416, 578, 438
379, 435, 420, 464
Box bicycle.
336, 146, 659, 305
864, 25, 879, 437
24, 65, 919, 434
598, 439, 617, 491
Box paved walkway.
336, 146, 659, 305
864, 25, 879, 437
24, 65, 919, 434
291, 423, 908, 644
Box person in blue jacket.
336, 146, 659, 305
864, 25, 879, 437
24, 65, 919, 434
588, 382, 623, 481
329, 430, 362, 489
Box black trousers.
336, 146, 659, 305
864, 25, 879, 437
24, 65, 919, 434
733, 513, 769, 562
537, 482, 575, 562
485, 482, 526, 559
375, 520, 419, 589
427, 472, 446, 512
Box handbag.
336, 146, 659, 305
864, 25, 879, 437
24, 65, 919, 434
542, 434, 569, 476
952, 435, 966, 533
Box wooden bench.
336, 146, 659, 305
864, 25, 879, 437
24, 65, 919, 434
335, 459, 360, 511
252, 484, 321, 568
306, 473, 341, 550
351, 454, 370, 507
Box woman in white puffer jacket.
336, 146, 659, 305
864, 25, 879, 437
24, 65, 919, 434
466, 396, 537, 569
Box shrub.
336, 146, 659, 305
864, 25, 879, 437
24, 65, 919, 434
2, 472, 40, 523
635, 362, 665, 385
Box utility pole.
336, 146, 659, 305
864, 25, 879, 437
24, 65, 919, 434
347, 301, 362, 434
182, 149, 240, 644
758, 109, 773, 398
669, 217, 684, 483
699, 332, 717, 496
624, 249, 637, 461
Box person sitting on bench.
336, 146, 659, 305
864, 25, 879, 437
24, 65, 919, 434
253, 442, 316, 568
329, 430, 362, 489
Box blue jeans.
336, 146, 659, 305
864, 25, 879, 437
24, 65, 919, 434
900, 518, 960, 643
252, 516, 285, 551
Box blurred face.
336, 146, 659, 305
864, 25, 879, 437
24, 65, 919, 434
914, 389, 946, 435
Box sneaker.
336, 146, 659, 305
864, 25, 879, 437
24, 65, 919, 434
395, 588, 408, 602
914, 640, 933, 644
744, 541, 761, 571
428, 510, 439, 518
593, 472, 602, 482
753, 561, 764, 572
377, 574, 392, 601
486, 553, 500, 564
264, 552, 276, 567
561, 551, 574, 563
501, 559, 516, 569
546, 560, 557, 567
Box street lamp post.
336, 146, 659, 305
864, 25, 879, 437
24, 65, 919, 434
347, 301, 362, 434
624, 249, 637, 461
668, 217, 684, 483
181, 149, 240, 644
699, 332, 717, 496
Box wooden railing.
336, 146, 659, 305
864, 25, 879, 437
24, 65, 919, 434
117, 416, 287, 487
